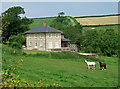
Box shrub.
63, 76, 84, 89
8, 33, 26, 49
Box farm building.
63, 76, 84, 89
24, 21, 77, 51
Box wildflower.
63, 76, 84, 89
21, 59, 23, 62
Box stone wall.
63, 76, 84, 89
26, 32, 61, 51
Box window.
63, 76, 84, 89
35, 41, 37, 48
35, 41, 37, 46
49, 41, 52, 48
49, 33, 52, 38
40, 34, 43, 38
40, 41, 43, 46
55, 42, 59, 48
29, 41, 32, 46
56, 33, 59, 37
34, 34, 38, 37
29, 34, 32, 38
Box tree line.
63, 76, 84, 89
50, 12, 118, 57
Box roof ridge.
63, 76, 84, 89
24, 26, 63, 33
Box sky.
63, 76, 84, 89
1, 2, 118, 18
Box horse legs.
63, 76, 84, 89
93, 65, 96, 70
104, 65, 106, 70
100, 67, 102, 70
88, 65, 90, 69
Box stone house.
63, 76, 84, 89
24, 22, 73, 51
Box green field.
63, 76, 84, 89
2, 45, 118, 87
29, 16, 118, 33
83, 25, 118, 32
29, 17, 55, 29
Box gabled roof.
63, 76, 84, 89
61, 38, 72, 42
24, 26, 63, 34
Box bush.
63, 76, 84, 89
79, 29, 118, 56
8, 33, 26, 49
2, 45, 23, 55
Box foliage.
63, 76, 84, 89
8, 33, 25, 49
50, 14, 82, 44
58, 12, 65, 17
99, 29, 118, 56
2, 6, 33, 42
79, 29, 100, 53
79, 29, 118, 56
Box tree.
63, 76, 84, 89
2, 6, 33, 42
8, 34, 22, 49
99, 29, 118, 56
80, 29, 100, 53
58, 12, 65, 17
8, 33, 25, 53
50, 12, 82, 44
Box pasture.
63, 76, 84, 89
29, 15, 119, 28
83, 25, 118, 32
29, 17, 55, 29
29, 15, 119, 33
2, 46, 118, 87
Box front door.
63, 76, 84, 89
35, 41, 37, 48
49, 41, 52, 48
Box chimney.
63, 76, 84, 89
61, 34, 64, 38
43, 21, 46, 26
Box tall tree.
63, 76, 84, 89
50, 12, 82, 44
100, 29, 118, 56
2, 6, 33, 42
58, 12, 65, 17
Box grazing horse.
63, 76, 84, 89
85, 60, 96, 70
99, 62, 106, 70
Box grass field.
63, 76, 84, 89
2, 45, 118, 87
83, 25, 118, 32
29, 15, 119, 33
29, 15, 119, 28
29, 17, 55, 29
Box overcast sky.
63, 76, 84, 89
1, 2, 118, 18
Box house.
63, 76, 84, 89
24, 21, 74, 51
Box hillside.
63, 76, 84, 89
29, 17, 56, 29
2, 45, 118, 87
29, 14, 119, 30
75, 15, 119, 25
29, 16, 79, 29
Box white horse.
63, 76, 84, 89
85, 60, 96, 70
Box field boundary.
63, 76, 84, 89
74, 14, 120, 18
82, 24, 120, 27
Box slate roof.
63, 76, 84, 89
61, 38, 72, 42
24, 26, 64, 34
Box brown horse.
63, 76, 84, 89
99, 62, 106, 70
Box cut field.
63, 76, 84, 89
75, 16, 118, 25
29, 15, 119, 32
2, 48, 118, 87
